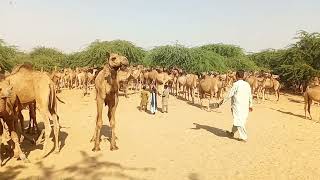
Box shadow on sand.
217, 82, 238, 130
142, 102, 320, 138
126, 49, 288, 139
191, 123, 233, 139
0, 151, 156, 180
288, 97, 304, 104
270, 108, 306, 119
136, 106, 156, 115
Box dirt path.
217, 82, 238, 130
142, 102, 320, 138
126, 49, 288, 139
1, 89, 320, 180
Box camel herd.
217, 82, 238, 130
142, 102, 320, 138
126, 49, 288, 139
0, 53, 320, 166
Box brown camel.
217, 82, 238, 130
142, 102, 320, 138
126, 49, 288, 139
91, 53, 129, 152
177, 74, 187, 98
0, 63, 62, 158
198, 74, 223, 111
117, 67, 132, 98
0, 83, 30, 165
304, 86, 320, 122
261, 75, 281, 101
129, 66, 143, 92
185, 74, 198, 103
246, 74, 263, 100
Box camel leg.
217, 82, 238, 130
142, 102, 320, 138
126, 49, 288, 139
92, 97, 103, 151
262, 89, 265, 101
108, 96, 119, 151
0, 119, 4, 166
191, 88, 195, 104
52, 113, 60, 153
38, 110, 53, 159
276, 89, 280, 101
11, 131, 29, 163
307, 99, 312, 120
17, 110, 24, 135
31, 104, 39, 136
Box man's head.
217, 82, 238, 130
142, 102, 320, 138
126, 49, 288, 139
236, 70, 245, 80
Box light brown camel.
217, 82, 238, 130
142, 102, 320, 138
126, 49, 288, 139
261, 75, 280, 101
304, 86, 320, 122
117, 67, 132, 98
246, 74, 263, 100
185, 74, 198, 103
177, 74, 187, 98
0, 81, 31, 165
198, 74, 223, 111
91, 53, 129, 152
0, 63, 62, 158
129, 66, 143, 92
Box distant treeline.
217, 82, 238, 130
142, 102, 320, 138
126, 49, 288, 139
1, 30, 319, 88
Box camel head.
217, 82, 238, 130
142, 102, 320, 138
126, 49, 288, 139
0, 80, 13, 99
108, 53, 129, 71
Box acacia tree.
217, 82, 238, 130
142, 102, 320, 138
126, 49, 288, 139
0, 39, 17, 71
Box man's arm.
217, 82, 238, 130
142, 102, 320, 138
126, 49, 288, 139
223, 83, 237, 103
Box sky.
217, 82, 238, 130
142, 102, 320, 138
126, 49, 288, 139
0, 0, 319, 53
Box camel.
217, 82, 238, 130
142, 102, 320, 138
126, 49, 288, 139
246, 74, 263, 100
51, 68, 63, 93
87, 68, 99, 85
170, 68, 181, 96
91, 53, 129, 152
304, 86, 320, 122
185, 74, 198, 103
0, 63, 62, 158
177, 74, 187, 98
148, 69, 158, 86
117, 67, 132, 98
261, 74, 280, 101
198, 74, 224, 111
0, 84, 30, 165
128, 66, 143, 92
198, 75, 213, 111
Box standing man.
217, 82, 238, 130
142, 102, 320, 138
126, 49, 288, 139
219, 70, 253, 142
162, 85, 170, 113
150, 85, 158, 115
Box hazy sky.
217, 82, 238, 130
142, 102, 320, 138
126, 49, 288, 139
1, 0, 319, 53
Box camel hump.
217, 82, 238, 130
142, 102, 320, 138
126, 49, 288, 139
11, 62, 34, 74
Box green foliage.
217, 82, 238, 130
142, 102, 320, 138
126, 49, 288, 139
188, 48, 227, 73
143, 44, 193, 70
249, 31, 320, 88
29, 47, 67, 71
1, 30, 320, 90
0, 40, 17, 71
75, 40, 146, 67
200, 44, 245, 57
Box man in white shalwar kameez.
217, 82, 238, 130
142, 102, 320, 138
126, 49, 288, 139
220, 70, 253, 141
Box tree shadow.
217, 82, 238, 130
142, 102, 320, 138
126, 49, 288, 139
188, 173, 200, 180
24, 151, 156, 180
191, 123, 232, 139
0, 165, 26, 179
270, 108, 305, 119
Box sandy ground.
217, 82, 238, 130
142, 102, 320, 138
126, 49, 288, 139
1, 88, 320, 180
